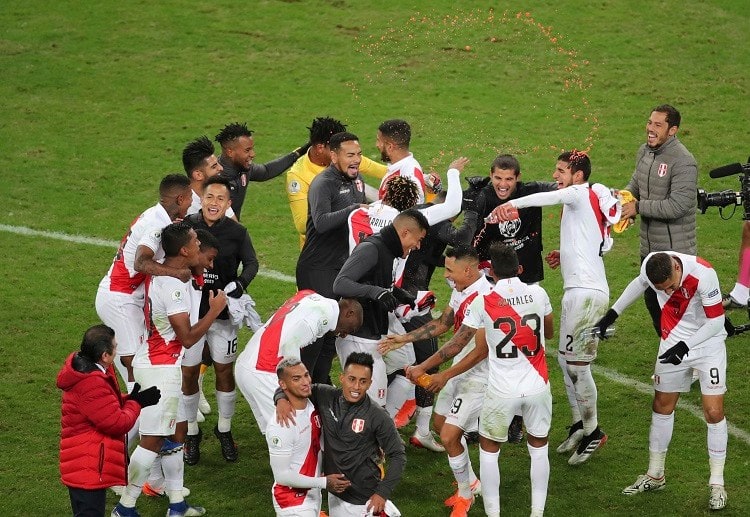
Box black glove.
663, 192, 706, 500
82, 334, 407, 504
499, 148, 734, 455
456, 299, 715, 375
225, 280, 244, 299
376, 290, 399, 312
391, 286, 416, 308
658, 341, 689, 365
593, 308, 619, 339
294, 142, 311, 158
129, 383, 161, 408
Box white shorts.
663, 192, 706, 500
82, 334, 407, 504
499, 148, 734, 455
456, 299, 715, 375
653, 339, 727, 395
558, 288, 609, 362
275, 506, 318, 517
205, 319, 239, 364
95, 289, 145, 357
134, 366, 185, 436
181, 339, 206, 367
336, 334, 387, 406
328, 494, 400, 517
235, 361, 278, 433
382, 316, 415, 374
479, 386, 552, 443
434, 375, 485, 432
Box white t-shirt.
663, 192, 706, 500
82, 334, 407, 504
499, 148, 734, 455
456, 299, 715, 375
378, 153, 426, 204
447, 275, 493, 383
463, 277, 552, 397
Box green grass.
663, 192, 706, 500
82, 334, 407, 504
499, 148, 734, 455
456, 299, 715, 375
2, 0, 750, 515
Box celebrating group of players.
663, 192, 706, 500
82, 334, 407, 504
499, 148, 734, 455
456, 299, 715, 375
89, 104, 729, 517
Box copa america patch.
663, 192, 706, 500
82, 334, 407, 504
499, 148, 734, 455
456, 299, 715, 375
171, 290, 183, 301
288, 180, 301, 194
270, 435, 282, 449
351, 418, 365, 433
658, 163, 668, 177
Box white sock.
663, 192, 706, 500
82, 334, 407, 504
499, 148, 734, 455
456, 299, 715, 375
183, 392, 200, 428
216, 390, 236, 432
415, 406, 433, 436
567, 363, 598, 434
461, 435, 478, 485
528, 443, 549, 513
162, 447, 186, 504
647, 411, 673, 478
120, 446, 157, 507
729, 282, 749, 304
707, 418, 727, 486
557, 353, 582, 424
448, 448, 472, 498
480, 447, 501, 516
385, 375, 412, 418
147, 455, 164, 488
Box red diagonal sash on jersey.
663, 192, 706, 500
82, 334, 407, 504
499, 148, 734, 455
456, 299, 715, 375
349, 208, 373, 248
660, 274, 699, 340
454, 291, 479, 332
255, 290, 315, 372
273, 408, 323, 508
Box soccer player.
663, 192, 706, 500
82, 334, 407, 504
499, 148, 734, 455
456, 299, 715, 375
235, 291, 363, 434
182, 135, 236, 219
214, 121, 308, 221
376, 119, 427, 204
593, 252, 729, 511
183, 176, 259, 464
266, 358, 352, 517
287, 116, 387, 248
275, 352, 406, 517
112, 223, 227, 517
96, 174, 193, 389
379, 245, 492, 509
491, 150, 621, 465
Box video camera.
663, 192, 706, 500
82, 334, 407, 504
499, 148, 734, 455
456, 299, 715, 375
697, 158, 750, 219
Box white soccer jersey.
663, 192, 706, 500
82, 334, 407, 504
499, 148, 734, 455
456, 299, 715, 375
266, 400, 324, 514
134, 275, 192, 367
98, 203, 172, 295
236, 291, 338, 374
463, 277, 552, 397
512, 183, 620, 294
188, 189, 235, 218
347, 201, 399, 253
447, 275, 493, 384
378, 153, 426, 204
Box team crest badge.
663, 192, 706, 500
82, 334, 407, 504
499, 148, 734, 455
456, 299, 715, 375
658, 163, 668, 177
355, 179, 363, 192
352, 418, 365, 433
241, 173, 247, 187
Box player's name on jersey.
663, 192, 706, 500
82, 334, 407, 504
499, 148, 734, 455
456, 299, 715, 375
498, 294, 535, 307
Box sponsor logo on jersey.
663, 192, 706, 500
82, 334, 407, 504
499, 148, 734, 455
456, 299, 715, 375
377, 388, 386, 400
658, 163, 668, 177
313, 415, 321, 429
352, 418, 365, 433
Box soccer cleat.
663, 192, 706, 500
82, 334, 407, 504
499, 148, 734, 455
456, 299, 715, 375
721, 293, 745, 310
198, 390, 211, 414
709, 484, 727, 510
410, 430, 445, 452
508, 415, 525, 444
214, 425, 239, 462
183, 429, 202, 466
556, 420, 584, 454
142, 482, 191, 498
449, 495, 474, 517
568, 427, 607, 465
621, 474, 666, 495
165, 501, 206, 517
111, 503, 141, 517
319, 512, 329, 517
394, 398, 416, 429
444, 479, 482, 507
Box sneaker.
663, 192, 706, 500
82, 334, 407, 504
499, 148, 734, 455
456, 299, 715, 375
568, 427, 607, 465
508, 415, 524, 444
214, 425, 238, 462
722, 293, 745, 310
621, 473, 666, 495
449, 495, 474, 516
198, 390, 211, 414
166, 501, 206, 517
556, 420, 584, 454
142, 482, 191, 498
196, 410, 205, 423
111, 503, 141, 517
183, 429, 202, 466
444, 479, 482, 507
394, 398, 416, 429
410, 430, 446, 452
709, 484, 727, 510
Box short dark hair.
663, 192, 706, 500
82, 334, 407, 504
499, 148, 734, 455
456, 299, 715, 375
215, 122, 254, 147
383, 176, 419, 211
79, 324, 116, 362
203, 176, 232, 194
395, 208, 429, 232
378, 119, 411, 148
309, 117, 347, 146
645, 252, 674, 284
159, 174, 191, 197
490, 154, 521, 176
558, 150, 592, 181
445, 245, 479, 264
344, 351, 374, 373
489, 242, 519, 279
162, 222, 193, 257
652, 104, 681, 128
276, 357, 304, 379
195, 229, 219, 252
329, 131, 359, 151
182, 136, 215, 177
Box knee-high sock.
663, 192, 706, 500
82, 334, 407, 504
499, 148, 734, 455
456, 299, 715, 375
448, 447, 472, 498
120, 446, 157, 507
415, 406, 434, 436
557, 353, 581, 424
647, 411, 673, 478
461, 435, 478, 485
385, 375, 413, 419
216, 390, 236, 432
528, 443, 549, 513
566, 363, 598, 434
707, 418, 727, 486
183, 392, 200, 435
480, 447, 501, 517
162, 447, 186, 504
147, 455, 164, 489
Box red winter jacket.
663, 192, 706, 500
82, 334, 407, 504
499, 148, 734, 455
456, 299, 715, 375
57, 352, 141, 489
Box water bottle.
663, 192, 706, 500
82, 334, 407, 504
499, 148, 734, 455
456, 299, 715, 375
415, 374, 432, 388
